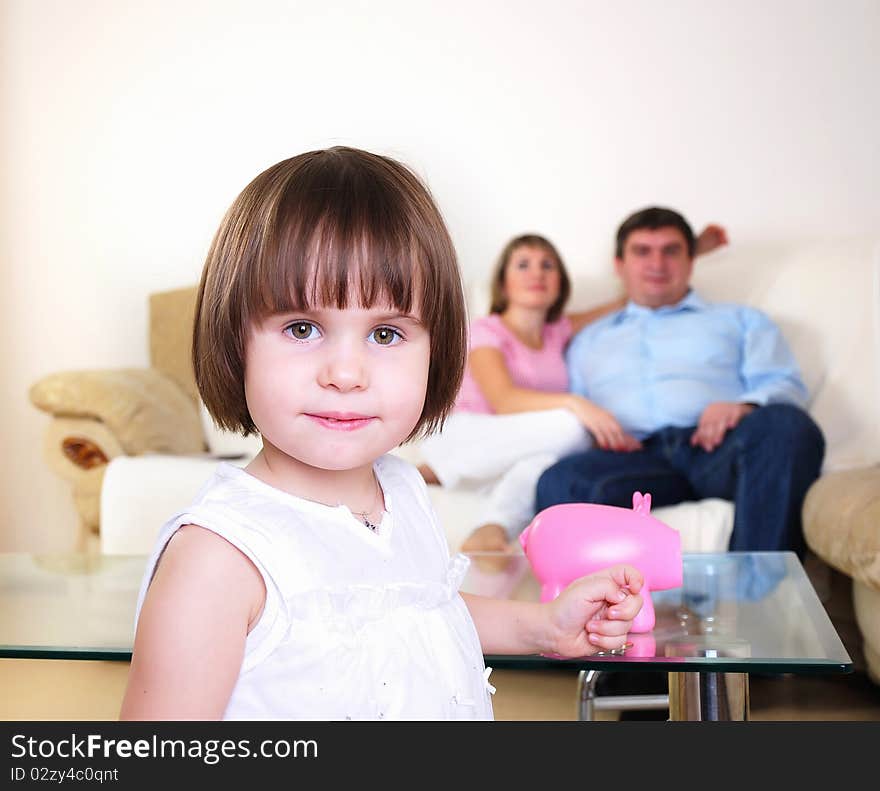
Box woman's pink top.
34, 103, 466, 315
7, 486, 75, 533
455, 314, 574, 415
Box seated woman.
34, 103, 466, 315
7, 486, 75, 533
419, 227, 728, 555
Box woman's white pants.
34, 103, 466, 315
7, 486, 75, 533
419, 408, 591, 539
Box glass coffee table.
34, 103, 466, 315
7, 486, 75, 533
0, 551, 851, 720
461, 551, 852, 721
0, 553, 143, 661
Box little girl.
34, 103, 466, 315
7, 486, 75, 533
119, 146, 643, 721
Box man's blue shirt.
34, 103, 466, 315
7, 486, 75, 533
565, 290, 808, 439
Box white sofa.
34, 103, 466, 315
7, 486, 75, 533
31, 237, 880, 679
95, 236, 879, 557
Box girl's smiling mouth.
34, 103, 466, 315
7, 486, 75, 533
305, 412, 377, 431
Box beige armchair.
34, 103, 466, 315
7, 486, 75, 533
803, 468, 880, 684
29, 287, 206, 548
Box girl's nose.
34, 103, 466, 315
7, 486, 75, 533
317, 343, 368, 392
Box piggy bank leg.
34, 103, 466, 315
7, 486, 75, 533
630, 586, 655, 633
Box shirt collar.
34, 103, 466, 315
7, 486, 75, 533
616, 288, 707, 322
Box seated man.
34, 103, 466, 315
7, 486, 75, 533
535, 207, 824, 556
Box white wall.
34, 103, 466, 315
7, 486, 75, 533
2, 0, 879, 550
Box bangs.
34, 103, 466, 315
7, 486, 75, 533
244, 159, 429, 322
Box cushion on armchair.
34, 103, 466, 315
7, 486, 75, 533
30, 369, 204, 456
803, 467, 880, 590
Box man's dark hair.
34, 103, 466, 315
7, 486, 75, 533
615, 207, 696, 258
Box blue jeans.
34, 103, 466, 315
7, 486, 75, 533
535, 404, 825, 557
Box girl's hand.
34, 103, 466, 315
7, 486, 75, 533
545, 565, 644, 658
567, 396, 642, 452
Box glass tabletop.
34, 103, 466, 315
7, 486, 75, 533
461, 551, 852, 674
0, 554, 144, 660
0, 551, 852, 674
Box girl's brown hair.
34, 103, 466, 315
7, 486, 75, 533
193, 146, 468, 441
488, 234, 571, 322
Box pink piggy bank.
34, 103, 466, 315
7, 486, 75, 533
519, 492, 682, 633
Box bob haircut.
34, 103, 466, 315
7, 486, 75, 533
193, 146, 468, 442
488, 234, 571, 323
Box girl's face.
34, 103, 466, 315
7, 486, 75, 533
502, 244, 562, 313
244, 301, 430, 474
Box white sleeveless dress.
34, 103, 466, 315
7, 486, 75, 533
134, 453, 494, 720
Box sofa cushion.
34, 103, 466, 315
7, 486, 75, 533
100, 455, 249, 554
691, 238, 880, 472
423, 478, 733, 554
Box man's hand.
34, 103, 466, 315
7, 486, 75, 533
695, 224, 729, 257
690, 402, 756, 452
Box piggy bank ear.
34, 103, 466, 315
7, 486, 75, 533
632, 492, 652, 514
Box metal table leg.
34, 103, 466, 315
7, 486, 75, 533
668, 671, 749, 721
577, 669, 670, 721
577, 669, 600, 720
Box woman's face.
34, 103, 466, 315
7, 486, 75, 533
502, 244, 562, 314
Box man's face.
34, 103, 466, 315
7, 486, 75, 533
615, 226, 693, 308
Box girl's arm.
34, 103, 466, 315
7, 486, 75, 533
460, 565, 644, 657
460, 595, 560, 655
119, 525, 266, 720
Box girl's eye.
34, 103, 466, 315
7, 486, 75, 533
541, 259, 556, 270
369, 327, 402, 346
516, 260, 530, 269
285, 321, 320, 341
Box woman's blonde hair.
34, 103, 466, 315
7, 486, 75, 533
488, 234, 571, 322
193, 146, 468, 441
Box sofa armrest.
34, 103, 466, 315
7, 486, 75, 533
803, 468, 880, 590
30, 368, 205, 456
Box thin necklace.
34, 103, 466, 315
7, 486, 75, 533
349, 473, 383, 532
295, 472, 383, 532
